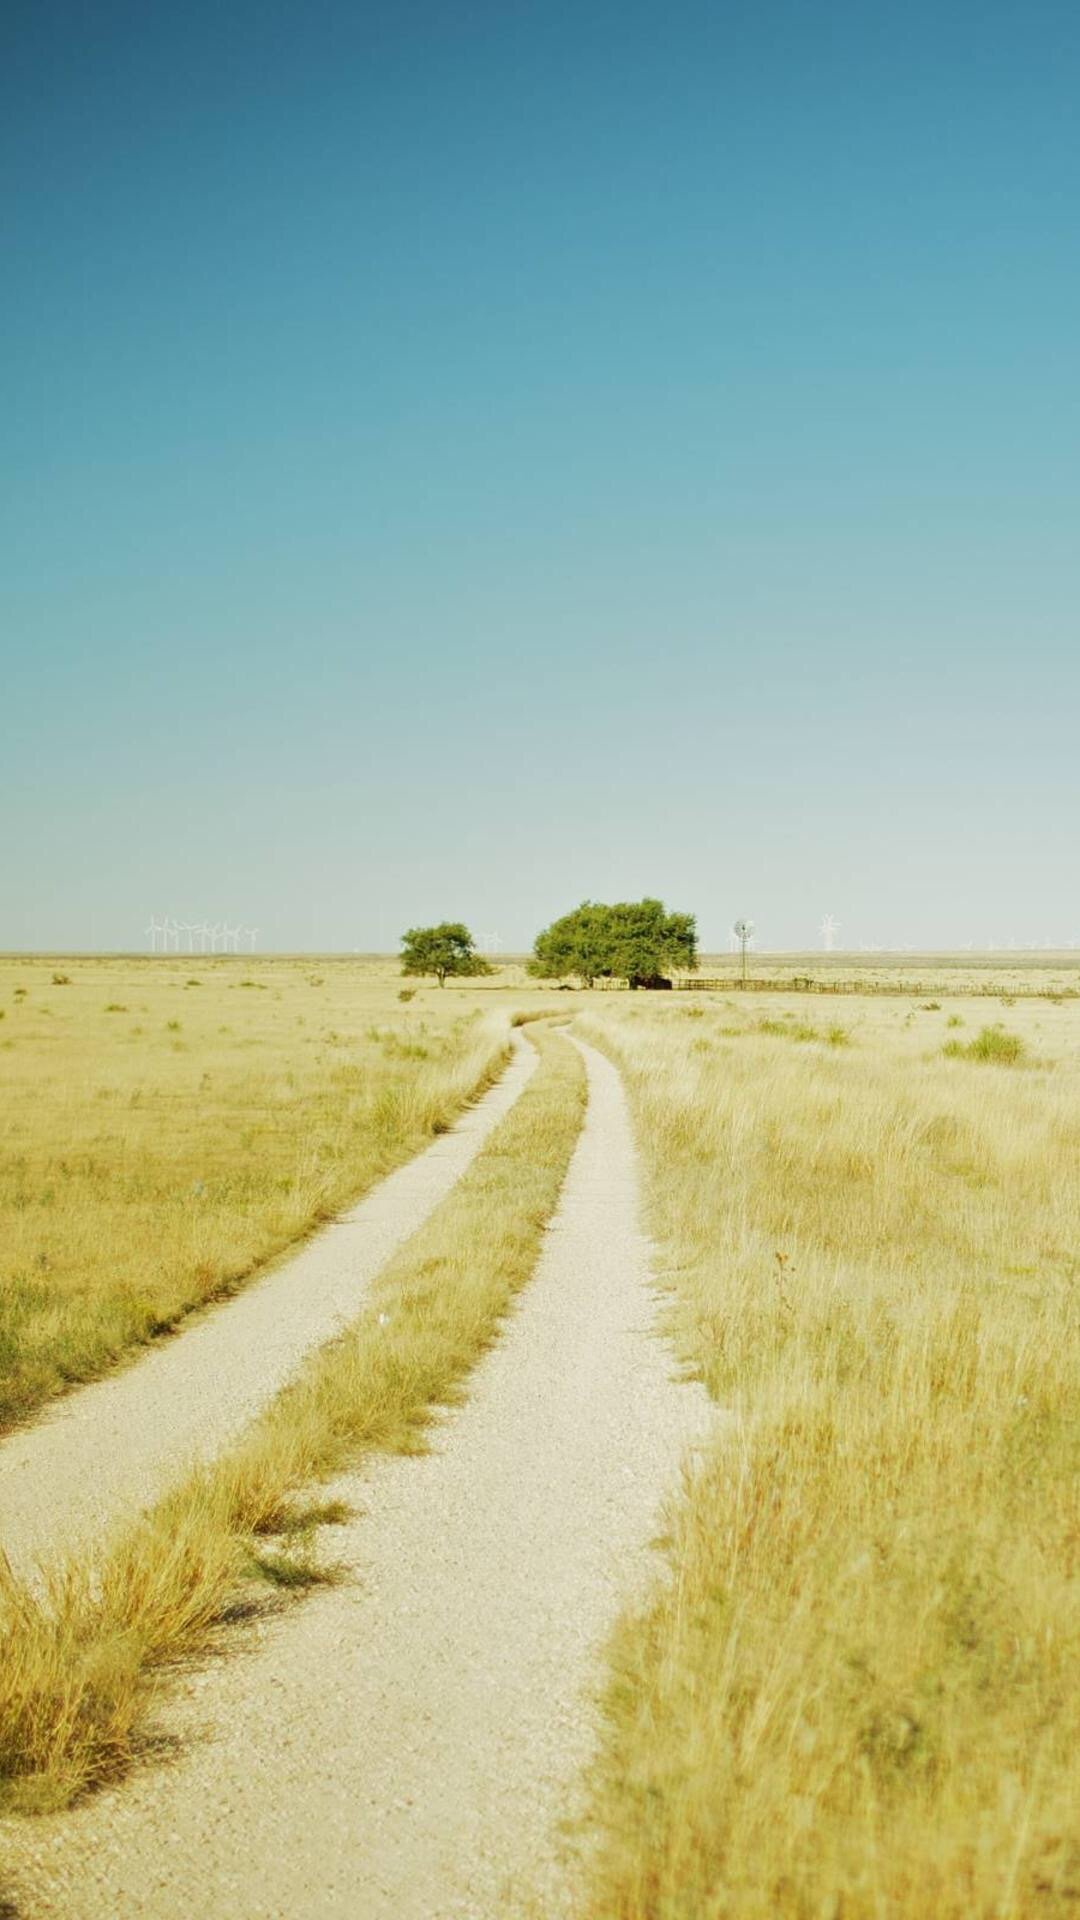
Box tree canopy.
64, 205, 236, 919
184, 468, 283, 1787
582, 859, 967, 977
400, 922, 492, 987
529, 898, 698, 988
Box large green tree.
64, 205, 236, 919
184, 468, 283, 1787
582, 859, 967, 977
400, 922, 492, 988
529, 898, 697, 988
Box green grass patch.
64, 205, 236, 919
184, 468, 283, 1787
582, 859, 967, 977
943, 1025, 1028, 1065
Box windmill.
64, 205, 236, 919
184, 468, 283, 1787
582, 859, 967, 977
223, 923, 242, 955
162, 916, 180, 953
481, 930, 503, 956
245, 926, 259, 953
820, 914, 840, 954
145, 915, 165, 954
733, 918, 754, 987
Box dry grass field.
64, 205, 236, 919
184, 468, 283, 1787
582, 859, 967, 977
0, 955, 513, 1429
3, 956, 1078, 1915
575, 989, 1080, 1918
685, 955, 1080, 999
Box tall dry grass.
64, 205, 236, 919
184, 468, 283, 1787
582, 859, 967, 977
0, 1024, 586, 1815
575, 1000, 1080, 1918
0, 956, 509, 1427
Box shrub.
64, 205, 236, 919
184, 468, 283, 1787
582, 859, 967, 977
756, 1018, 818, 1043
944, 1026, 1027, 1066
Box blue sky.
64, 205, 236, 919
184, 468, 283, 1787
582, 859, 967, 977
3, 0, 1078, 952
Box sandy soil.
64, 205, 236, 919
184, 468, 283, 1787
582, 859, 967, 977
0, 1035, 535, 1584
3, 1037, 715, 1919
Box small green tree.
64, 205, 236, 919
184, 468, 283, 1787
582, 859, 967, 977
400, 922, 492, 988
529, 898, 698, 988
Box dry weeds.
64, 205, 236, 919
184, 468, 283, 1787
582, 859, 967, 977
0, 956, 509, 1427
574, 995, 1080, 1918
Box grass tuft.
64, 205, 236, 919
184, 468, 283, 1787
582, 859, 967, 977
943, 1024, 1028, 1064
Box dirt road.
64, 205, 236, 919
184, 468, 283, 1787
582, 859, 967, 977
4, 1037, 714, 1918
0, 1035, 535, 1583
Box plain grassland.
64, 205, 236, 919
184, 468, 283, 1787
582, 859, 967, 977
680, 955, 1080, 999
574, 991, 1080, 1919
0, 1024, 586, 1815
0, 956, 511, 1429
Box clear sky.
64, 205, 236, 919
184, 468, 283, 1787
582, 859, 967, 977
3, 0, 1078, 953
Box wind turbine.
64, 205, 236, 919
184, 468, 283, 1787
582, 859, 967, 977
245, 927, 259, 953
224, 923, 242, 955
145, 915, 164, 953
163, 916, 181, 953
481, 930, 503, 956
820, 914, 840, 954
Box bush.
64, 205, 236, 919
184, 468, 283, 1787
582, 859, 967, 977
944, 1026, 1027, 1066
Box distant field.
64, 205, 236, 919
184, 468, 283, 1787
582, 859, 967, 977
682, 953, 1080, 997
576, 991, 1080, 1917
0, 956, 508, 1430
414, 949, 1080, 997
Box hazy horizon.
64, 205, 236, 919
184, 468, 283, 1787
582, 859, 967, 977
4, 1, 1078, 953
6, 943, 1080, 965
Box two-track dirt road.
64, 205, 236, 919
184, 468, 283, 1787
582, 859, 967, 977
3, 1036, 714, 1919
0, 1034, 536, 1583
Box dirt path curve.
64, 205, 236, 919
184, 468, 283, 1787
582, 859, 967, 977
4, 1036, 714, 1920
0, 1035, 536, 1584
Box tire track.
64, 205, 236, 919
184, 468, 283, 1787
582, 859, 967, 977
4, 1036, 714, 1918
0, 1036, 535, 1583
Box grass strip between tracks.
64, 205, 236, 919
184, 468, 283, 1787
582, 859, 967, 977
0, 1024, 586, 1816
